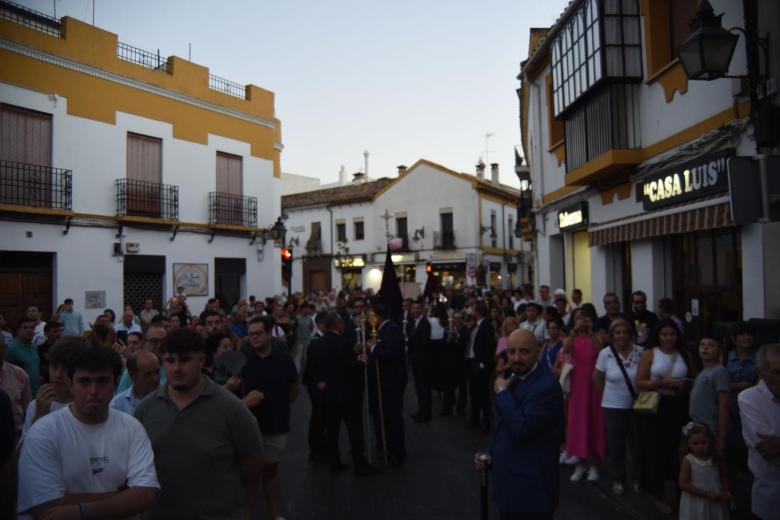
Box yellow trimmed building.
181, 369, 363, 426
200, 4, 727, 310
518, 0, 780, 335
0, 1, 284, 325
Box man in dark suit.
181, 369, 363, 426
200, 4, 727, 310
301, 313, 327, 463
366, 303, 407, 466
443, 310, 469, 416
466, 302, 496, 432
475, 329, 563, 519
406, 301, 432, 423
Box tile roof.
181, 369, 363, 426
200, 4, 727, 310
281, 177, 395, 209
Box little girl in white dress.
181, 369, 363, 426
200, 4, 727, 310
678, 422, 730, 520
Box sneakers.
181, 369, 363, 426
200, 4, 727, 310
564, 455, 580, 465
570, 464, 588, 481
612, 481, 624, 496
586, 466, 599, 481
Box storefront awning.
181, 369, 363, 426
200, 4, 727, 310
589, 199, 733, 247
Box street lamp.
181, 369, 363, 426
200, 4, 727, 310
678, 0, 739, 80
269, 216, 286, 247
678, 0, 777, 221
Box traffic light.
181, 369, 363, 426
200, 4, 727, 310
281, 247, 293, 284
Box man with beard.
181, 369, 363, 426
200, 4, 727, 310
241, 316, 298, 520
474, 329, 563, 519
17, 342, 159, 520
135, 328, 264, 519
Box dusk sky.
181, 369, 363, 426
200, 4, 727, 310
24, 0, 570, 187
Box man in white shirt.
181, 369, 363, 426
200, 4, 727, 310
519, 303, 546, 344
115, 308, 143, 336
17, 340, 159, 519
739, 343, 780, 520
111, 350, 160, 416
27, 305, 46, 346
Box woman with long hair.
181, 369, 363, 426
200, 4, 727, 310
636, 318, 693, 514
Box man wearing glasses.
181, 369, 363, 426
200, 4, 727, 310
114, 324, 167, 395
626, 290, 658, 346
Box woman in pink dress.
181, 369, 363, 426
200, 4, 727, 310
564, 307, 606, 481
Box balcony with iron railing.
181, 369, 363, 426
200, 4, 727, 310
0, 159, 72, 211
395, 234, 410, 251
305, 237, 323, 256
115, 178, 178, 221
434, 230, 456, 250
208, 192, 257, 227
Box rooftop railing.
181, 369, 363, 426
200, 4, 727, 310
0, 0, 61, 37
208, 74, 245, 98
116, 41, 169, 72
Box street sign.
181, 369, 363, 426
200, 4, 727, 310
728, 156, 780, 224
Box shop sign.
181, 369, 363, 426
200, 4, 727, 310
557, 202, 589, 231
333, 256, 365, 268
372, 252, 417, 264
638, 149, 734, 210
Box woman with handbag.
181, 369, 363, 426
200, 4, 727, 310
593, 319, 643, 496
563, 307, 606, 482
635, 318, 692, 514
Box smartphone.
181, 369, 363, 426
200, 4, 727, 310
117, 330, 128, 343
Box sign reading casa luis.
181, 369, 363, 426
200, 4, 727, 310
638, 149, 734, 210
557, 202, 589, 231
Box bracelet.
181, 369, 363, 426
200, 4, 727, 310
79, 503, 89, 520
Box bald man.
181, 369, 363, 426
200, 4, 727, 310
475, 329, 563, 520
110, 351, 160, 416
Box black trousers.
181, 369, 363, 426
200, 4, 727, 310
500, 513, 553, 520
369, 381, 406, 461
325, 399, 343, 465
307, 387, 327, 457
410, 350, 432, 417
468, 360, 491, 428
443, 354, 467, 413
342, 379, 367, 463
637, 394, 689, 496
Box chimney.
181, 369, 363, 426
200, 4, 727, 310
338, 165, 346, 185
476, 160, 486, 180
352, 171, 366, 184
397, 165, 407, 176
490, 163, 499, 184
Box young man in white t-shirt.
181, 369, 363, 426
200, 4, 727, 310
17, 340, 159, 519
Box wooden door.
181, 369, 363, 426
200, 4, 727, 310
309, 270, 327, 292
0, 271, 52, 328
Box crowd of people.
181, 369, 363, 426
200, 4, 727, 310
0, 283, 778, 519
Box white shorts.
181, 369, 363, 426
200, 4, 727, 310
262, 433, 288, 464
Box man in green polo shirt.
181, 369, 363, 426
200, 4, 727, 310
4, 318, 40, 394
134, 328, 264, 520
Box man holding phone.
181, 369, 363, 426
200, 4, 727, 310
474, 329, 563, 519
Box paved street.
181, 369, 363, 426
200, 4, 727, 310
268, 385, 657, 520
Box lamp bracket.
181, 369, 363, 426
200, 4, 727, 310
208, 229, 217, 243
62, 216, 72, 235
116, 223, 123, 239
249, 231, 257, 245
170, 225, 179, 242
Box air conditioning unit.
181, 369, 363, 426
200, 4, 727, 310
125, 242, 140, 254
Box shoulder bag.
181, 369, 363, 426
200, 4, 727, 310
609, 345, 637, 403
633, 350, 677, 415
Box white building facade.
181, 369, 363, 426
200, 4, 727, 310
519, 0, 780, 339
282, 160, 525, 295
0, 8, 283, 326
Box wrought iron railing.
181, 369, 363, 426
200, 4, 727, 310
306, 238, 322, 256
208, 74, 245, 98
0, 160, 72, 210
396, 234, 410, 251
0, 0, 61, 36
208, 191, 257, 227
116, 41, 169, 72
434, 230, 456, 250
115, 178, 178, 220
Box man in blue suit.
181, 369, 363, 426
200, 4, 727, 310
475, 329, 563, 519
